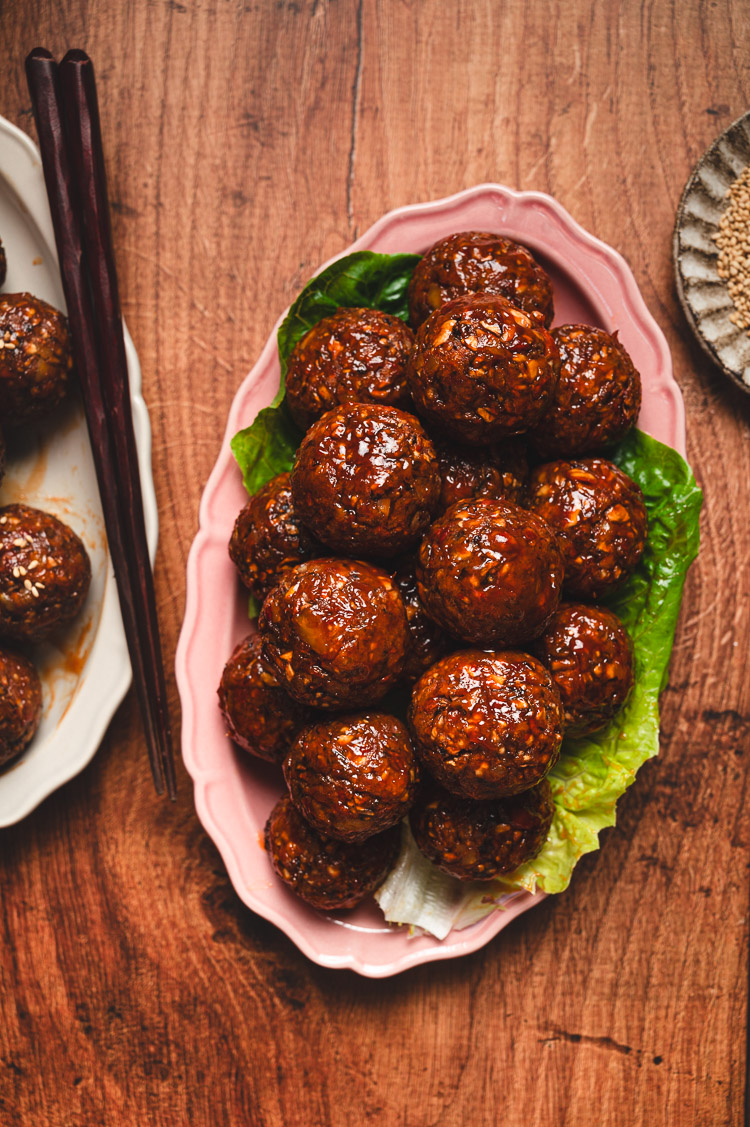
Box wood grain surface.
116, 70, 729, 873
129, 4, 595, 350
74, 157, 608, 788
1, 2, 749, 1124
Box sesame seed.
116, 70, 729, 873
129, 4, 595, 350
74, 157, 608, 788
23, 578, 32, 590
715, 165, 750, 332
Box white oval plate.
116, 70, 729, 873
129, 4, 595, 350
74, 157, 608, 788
0, 115, 158, 825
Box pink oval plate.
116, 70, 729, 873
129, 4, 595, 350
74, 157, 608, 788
175, 184, 685, 978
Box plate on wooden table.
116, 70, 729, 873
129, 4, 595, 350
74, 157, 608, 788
0, 115, 158, 826
674, 108, 750, 394
176, 183, 686, 978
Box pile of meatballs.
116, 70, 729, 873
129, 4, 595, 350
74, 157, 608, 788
219, 230, 646, 914
0, 239, 92, 769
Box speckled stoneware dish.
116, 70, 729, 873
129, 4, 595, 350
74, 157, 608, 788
674, 109, 750, 393
176, 184, 685, 977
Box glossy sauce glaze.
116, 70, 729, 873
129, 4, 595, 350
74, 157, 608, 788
409, 778, 555, 881
391, 557, 450, 682
532, 324, 642, 457
0, 648, 42, 766
527, 457, 647, 599
258, 557, 409, 709
228, 471, 317, 601
417, 497, 564, 646
284, 711, 418, 843
285, 306, 415, 430
264, 793, 401, 910
407, 293, 560, 443
0, 504, 92, 643
407, 230, 554, 329
433, 434, 529, 513
0, 293, 72, 424
218, 634, 311, 763
531, 603, 634, 736
291, 402, 440, 558
408, 649, 564, 800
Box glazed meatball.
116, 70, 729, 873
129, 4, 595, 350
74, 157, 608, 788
531, 603, 634, 736
218, 634, 311, 763
291, 403, 440, 558
434, 435, 528, 513
410, 779, 555, 881
265, 793, 400, 910
417, 497, 564, 647
284, 712, 418, 843
0, 238, 6, 288
532, 325, 642, 457
0, 648, 42, 767
228, 472, 317, 602
0, 293, 72, 424
527, 458, 647, 599
407, 231, 554, 329
392, 559, 449, 682
285, 307, 415, 430
258, 558, 408, 709
0, 504, 91, 643
407, 294, 559, 444
408, 650, 564, 800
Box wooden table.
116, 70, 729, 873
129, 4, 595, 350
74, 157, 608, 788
2, 2, 748, 1124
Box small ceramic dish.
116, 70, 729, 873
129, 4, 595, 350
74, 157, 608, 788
176, 183, 685, 977
0, 115, 158, 825
674, 109, 750, 394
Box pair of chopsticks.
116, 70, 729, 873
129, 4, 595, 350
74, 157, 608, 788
25, 49, 176, 799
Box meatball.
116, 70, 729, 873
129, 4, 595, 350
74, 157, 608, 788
228, 472, 317, 602
407, 231, 554, 329
265, 793, 400, 910
408, 650, 564, 800
410, 779, 555, 881
258, 558, 408, 709
417, 497, 563, 647
217, 634, 311, 763
291, 403, 440, 559
434, 435, 528, 513
532, 325, 642, 457
407, 294, 559, 444
531, 603, 634, 736
0, 293, 72, 424
284, 712, 418, 843
392, 559, 449, 682
0, 648, 43, 767
285, 306, 415, 430
527, 458, 647, 599
0, 238, 6, 288
0, 504, 91, 642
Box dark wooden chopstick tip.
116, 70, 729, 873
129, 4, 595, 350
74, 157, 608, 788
26, 47, 55, 64
61, 49, 91, 67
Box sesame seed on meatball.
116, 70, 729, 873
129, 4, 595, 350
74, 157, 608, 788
265, 793, 400, 910
408, 649, 564, 800
0, 293, 72, 425
407, 231, 554, 329
284, 712, 418, 843
218, 634, 312, 763
407, 293, 560, 444
228, 472, 317, 603
285, 306, 415, 430
291, 402, 440, 559
0, 504, 91, 643
532, 324, 642, 457
258, 557, 409, 709
531, 603, 634, 736
416, 497, 564, 647
527, 457, 647, 599
409, 779, 555, 881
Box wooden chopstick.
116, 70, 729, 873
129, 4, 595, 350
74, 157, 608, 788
25, 48, 176, 799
